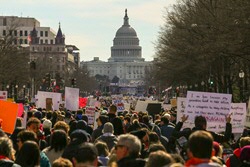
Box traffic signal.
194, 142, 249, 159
30, 61, 36, 70
71, 78, 76, 87
45, 73, 51, 88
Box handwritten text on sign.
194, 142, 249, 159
185, 91, 232, 132
85, 106, 96, 125
230, 103, 247, 133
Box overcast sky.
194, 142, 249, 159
1, 0, 176, 61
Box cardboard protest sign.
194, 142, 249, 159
37, 91, 62, 110
79, 97, 87, 108
0, 100, 18, 134
17, 103, 24, 117
185, 91, 232, 132
135, 100, 148, 113
112, 95, 124, 112
170, 98, 177, 107
176, 97, 194, 129
230, 103, 247, 133
65, 87, 79, 111
85, 106, 96, 125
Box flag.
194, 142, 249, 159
27, 35, 31, 43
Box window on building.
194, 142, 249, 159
45, 31, 48, 37
40, 31, 43, 37
19, 39, 23, 44
3, 30, 6, 36
25, 31, 28, 36
24, 39, 28, 44
20, 30, 23, 36
14, 39, 17, 45
9, 30, 12, 35
14, 30, 17, 36
40, 39, 43, 44
50, 40, 53, 44
45, 39, 48, 44
3, 18, 6, 26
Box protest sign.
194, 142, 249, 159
65, 87, 79, 111
37, 91, 62, 110
17, 103, 24, 117
79, 97, 87, 108
185, 91, 232, 132
230, 103, 247, 133
176, 97, 194, 129
135, 100, 148, 113
0, 91, 7, 101
0, 100, 18, 134
112, 95, 124, 112
85, 106, 96, 125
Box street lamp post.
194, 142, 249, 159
23, 85, 26, 99
14, 85, 18, 101
6, 85, 9, 98
201, 81, 205, 91
239, 70, 245, 102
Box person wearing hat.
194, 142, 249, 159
95, 122, 118, 151
62, 129, 89, 163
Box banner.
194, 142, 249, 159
37, 91, 62, 111
0, 91, 7, 101
0, 100, 18, 134
17, 103, 24, 117
230, 103, 247, 133
65, 87, 79, 111
185, 91, 232, 132
85, 106, 96, 125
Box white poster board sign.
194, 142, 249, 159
230, 103, 247, 133
0, 91, 7, 101
37, 91, 62, 110
85, 106, 96, 125
65, 87, 79, 111
94, 111, 100, 130
135, 101, 148, 113
185, 91, 232, 132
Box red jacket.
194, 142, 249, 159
225, 148, 241, 167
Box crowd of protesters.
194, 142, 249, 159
0, 97, 250, 167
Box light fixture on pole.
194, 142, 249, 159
239, 70, 245, 102
201, 81, 205, 91
23, 85, 26, 99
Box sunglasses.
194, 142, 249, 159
115, 144, 126, 150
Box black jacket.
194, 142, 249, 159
172, 121, 232, 143
95, 135, 118, 151
0, 160, 21, 167
117, 156, 146, 167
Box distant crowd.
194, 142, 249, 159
0, 98, 250, 167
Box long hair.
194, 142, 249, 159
49, 130, 68, 152
15, 141, 40, 167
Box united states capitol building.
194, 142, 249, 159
80, 9, 153, 95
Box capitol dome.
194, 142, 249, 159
115, 24, 137, 37
109, 9, 144, 62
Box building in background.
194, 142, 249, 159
81, 9, 152, 95
0, 16, 79, 97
